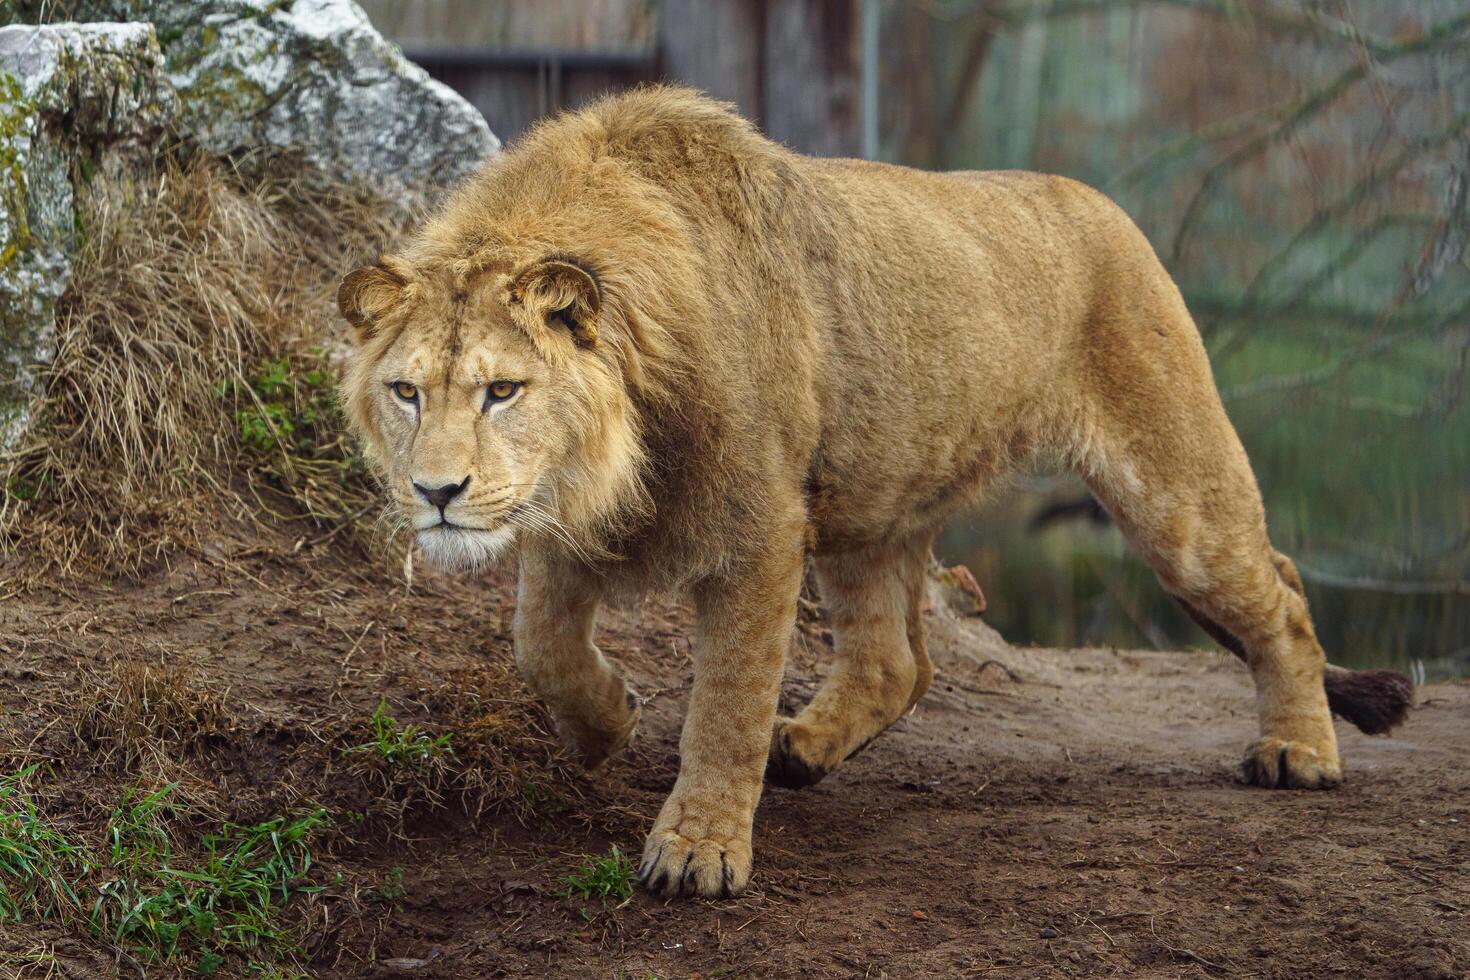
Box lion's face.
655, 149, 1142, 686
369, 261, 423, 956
362, 298, 561, 569
338, 254, 637, 570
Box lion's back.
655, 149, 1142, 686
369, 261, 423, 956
782, 159, 1195, 548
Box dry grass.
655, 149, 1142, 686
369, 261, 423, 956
335, 665, 579, 835
1, 656, 242, 836
0, 152, 408, 578
72, 660, 231, 776
423, 665, 581, 823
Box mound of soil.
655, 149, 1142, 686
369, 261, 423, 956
1, 542, 1465, 978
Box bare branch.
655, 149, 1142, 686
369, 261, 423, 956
1168, 13, 1470, 265
1221, 295, 1470, 402
1214, 110, 1470, 353
1294, 562, 1470, 597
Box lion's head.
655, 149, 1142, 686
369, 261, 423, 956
336, 250, 653, 570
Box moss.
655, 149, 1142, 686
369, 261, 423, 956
158, 18, 278, 123
74, 153, 94, 186
177, 62, 271, 120
0, 70, 36, 276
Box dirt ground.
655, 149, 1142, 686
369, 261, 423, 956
1, 538, 1466, 979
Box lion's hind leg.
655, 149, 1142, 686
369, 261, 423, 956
766, 534, 931, 788
1070, 283, 1347, 787
1083, 435, 1345, 788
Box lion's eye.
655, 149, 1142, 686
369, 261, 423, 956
485, 380, 522, 406
390, 381, 418, 402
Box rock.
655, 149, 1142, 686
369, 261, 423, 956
378, 946, 443, 974
0, 22, 178, 449
5, 0, 499, 193
0, 1, 499, 451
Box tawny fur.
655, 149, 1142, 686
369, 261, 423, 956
338, 87, 1412, 900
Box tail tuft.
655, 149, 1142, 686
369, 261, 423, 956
1324, 666, 1415, 735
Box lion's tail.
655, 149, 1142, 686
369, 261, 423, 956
1322, 664, 1415, 735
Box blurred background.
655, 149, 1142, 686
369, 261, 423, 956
359, 0, 1470, 678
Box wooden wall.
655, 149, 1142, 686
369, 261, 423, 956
361, 0, 873, 157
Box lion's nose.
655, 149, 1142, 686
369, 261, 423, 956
413, 476, 470, 511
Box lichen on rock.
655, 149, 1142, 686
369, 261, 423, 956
0, 22, 178, 450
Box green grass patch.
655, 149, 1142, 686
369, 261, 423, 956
220, 355, 335, 455
366, 866, 406, 905
344, 700, 456, 766
0, 772, 333, 975
520, 779, 571, 818
96, 796, 332, 972
559, 846, 636, 904
216, 350, 376, 527
0, 766, 90, 923
4, 470, 50, 503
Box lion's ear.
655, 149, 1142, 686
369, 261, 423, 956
337, 260, 408, 340
506, 256, 602, 348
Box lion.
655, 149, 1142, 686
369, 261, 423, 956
337, 86, 1414, 900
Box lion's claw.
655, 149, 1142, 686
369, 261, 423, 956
638, 828, 750, 899
1240, 736, 1342, 789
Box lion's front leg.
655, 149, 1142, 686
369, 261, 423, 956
638, 535, 804, 899
514, 549, 640, 768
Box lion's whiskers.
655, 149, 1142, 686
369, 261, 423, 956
510, 499, 591, 564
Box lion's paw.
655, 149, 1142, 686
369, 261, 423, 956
766, 716, 840, 789
560, 688, 641, 770
766, 716, 879, 789
1240, 736, 1342, 790
637, 827, 750, 899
